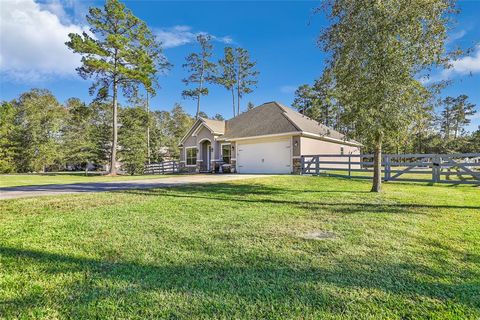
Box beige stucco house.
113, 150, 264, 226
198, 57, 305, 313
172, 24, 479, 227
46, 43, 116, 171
179, 101, 362, 174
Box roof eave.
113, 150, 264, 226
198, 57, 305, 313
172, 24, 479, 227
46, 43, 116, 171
301, 132, 363, 147
223, 131, 301, 142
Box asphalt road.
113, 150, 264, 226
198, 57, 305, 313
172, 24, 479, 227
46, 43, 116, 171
0, 174, 267, 200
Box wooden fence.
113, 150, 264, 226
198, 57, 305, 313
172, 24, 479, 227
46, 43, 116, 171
144, 161, 179, 175
301, 153, 480, 185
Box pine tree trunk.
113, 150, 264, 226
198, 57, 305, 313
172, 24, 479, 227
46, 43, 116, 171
110, 79, 118, 176
231, 87, 236, 117
237, 68, 241, 116
146, 92, 151, 164
196, 94, 201, 118
371, 133, 383, 192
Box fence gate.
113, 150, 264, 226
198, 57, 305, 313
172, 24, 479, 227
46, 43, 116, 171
301, 153, 480, 185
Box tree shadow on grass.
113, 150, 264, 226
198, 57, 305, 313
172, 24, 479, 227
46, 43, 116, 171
118, 183, 480, 214
1, 245, 478, 318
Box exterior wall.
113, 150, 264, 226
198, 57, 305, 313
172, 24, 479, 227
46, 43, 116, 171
292, 135, 301, 157
183, 135, 197, 148
300, 137, 361, 169
180, 124, 216, 173
196, 127, 213, 151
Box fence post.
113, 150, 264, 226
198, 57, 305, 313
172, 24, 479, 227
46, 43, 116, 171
432, 155, 439, 183
384, 155, 390, 182
300, 156, 305, 175
316, 156, 320, 175
348, 153, 351, 178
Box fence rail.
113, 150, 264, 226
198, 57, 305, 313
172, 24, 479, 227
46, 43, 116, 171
301, 153, 480, 185
144, 161, 179, 175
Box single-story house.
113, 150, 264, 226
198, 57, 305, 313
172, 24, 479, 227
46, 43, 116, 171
179, 101, 362, 174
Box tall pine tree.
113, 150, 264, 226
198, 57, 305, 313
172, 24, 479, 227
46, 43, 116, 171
235, 48, 259, 115
182, 34, 217, 118
66, 0, 168, 175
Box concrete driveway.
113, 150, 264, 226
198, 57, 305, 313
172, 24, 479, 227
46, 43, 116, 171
0, 174, 267, 200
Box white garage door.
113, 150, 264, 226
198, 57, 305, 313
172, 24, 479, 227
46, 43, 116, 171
237, 138, 292, 174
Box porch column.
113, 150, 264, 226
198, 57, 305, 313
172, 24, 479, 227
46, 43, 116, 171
211, 141, 216, 173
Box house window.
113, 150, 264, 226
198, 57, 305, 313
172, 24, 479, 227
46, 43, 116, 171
186, 148, 197, 166
221, 144, 231, 163
340, 147, 344, 155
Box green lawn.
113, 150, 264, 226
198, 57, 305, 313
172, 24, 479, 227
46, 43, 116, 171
0, 172, 174, 188
1, 176, 479, 319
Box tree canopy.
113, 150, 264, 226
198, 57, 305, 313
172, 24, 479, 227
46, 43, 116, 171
318, 0, 455, 191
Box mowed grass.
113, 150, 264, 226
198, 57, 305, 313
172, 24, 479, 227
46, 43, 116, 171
0, 176, 479, 319
0, 172, 174, 188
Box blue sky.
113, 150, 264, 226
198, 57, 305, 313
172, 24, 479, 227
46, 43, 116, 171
1, 0, 479, 131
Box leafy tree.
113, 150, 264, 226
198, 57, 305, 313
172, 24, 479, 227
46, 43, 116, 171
66, 0, 168, 175
0, 102, 18, 173
235, 48, 259, 115
119, 107, 148, 174
318, 0, 454, 192
213, 113, 225, 121
14, 89, 65, 172
451, 95, 476, 138
63, 98, 97, 175
292, 84, 315, 115
246, 101, 255, 111
151, 104, 195, 161
149, 110, 171, 162
468, 127, 480, 152
197, 111, 209, 119
216, 47, 237, 117
439, 95, 476, 140
182, 34, 217, 118
169, 104, 194, 158
292, 74, 342, 130
410, 103, 436, 153
90, 101, 113, 169
312, 72, 341, 128
440, 97, 455, 139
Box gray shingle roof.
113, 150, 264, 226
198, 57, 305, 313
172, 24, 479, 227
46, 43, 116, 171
221, 103, 298, 139
200, 117, 225, 134
185, 102, 360, 146
221, 101, 354, 143
275, 102, 346, 140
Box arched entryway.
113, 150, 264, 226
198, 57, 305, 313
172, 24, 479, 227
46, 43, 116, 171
199, 139, 212, 172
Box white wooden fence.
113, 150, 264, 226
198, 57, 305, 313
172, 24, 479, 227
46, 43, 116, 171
301, 153, 480, 185
144, 161, 179, 175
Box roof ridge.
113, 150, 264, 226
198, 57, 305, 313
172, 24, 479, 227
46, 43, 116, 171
271, 101, 302, 132
276, 101, 347, 139
203, 117, 225, 123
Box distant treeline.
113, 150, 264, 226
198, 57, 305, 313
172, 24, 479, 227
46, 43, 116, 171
0, 89, 202, 174
292, 82, 479, 155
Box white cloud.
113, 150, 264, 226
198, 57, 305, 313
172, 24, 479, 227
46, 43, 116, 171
38, 0, 88, 24
446, 29, 466, 45
0, 0, 88, 82
420, 45, 480, 84
155, 25, 234, 49
448, 45, 480, 75
280, 85, 298, 94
